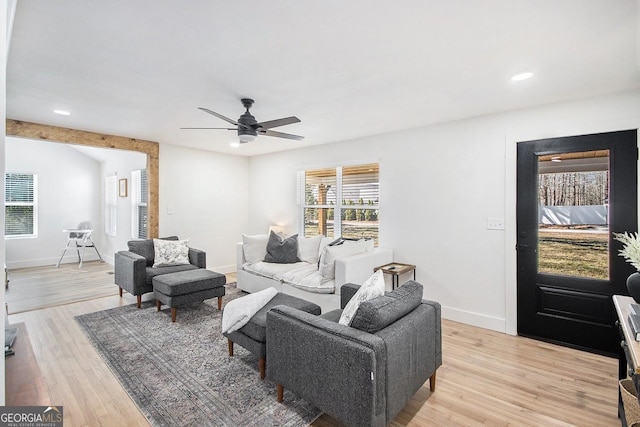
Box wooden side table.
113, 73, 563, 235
374, 262, 416, 290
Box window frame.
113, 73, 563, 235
104, 175, 117, 236
298, 161, 379, 243
131, 169, 148, 239
4, 172, 38, 239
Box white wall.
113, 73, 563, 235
248, 89, 640, 334
4, 140, 146, 267
5, 138, 102, 268
159, 143, 249, 273
97, 149, 146, 263
1, 0, 10, 406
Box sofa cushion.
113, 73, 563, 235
339, 269, 385, 326
319, 239, 367, 280
128, 236, 178, 266
242, 234, 269, 264
153, 238, 190, 267
144, 264, 199, 285
243, 261, 309, 280
297, 235, 323, 264
320, 309, 342, 323
350, 281, 424, 333
152, 269, 225, 296
281, 265, 335, 294
264, 231, 299, 264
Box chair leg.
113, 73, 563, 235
90, 238, 104, 262
75, 241, 81, 264
228, 339, 234, 356
136, 295, 142, 308
259, 358, 266, 379
276, 384, 284, 402
55, 241, 72, 268
171, 307, 177, 322
79, 244, 86, 268
429, 370, 437, 392
217, 296, 223, 310
156, 300, 161, 311
119, 287, 123, 297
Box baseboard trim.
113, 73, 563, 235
442, 305, 506, 333
6, 255, 112, 270
211, 264, 236, 275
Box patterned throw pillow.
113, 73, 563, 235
339, 269, 386, 326
152, 239, 190, 267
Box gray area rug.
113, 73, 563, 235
75, 283, 321, 427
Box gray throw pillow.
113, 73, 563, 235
350, 281, 424, 333
264, 231, 299, 263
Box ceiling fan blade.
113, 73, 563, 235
255, 116, 301, 130
180, 127, 237, 130
198, 107, 250, 129
261, 129, 305, 141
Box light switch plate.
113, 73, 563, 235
487, 218, 505, 230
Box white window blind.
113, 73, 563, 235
299, 163, 379, 244
5, 173, 38, 237
105, 175, 117, 236
131, 169, 148, 239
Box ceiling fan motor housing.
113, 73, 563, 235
237, 111, 258, 141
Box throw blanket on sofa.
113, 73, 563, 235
221, 287, 278, 334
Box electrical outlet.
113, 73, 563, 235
167, 206, 174, 215
487, 218, 505, 230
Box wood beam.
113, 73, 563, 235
6, 119, 159, 238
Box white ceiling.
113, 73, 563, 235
7, 1, 640, 157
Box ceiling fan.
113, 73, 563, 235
181, 98, 304, 143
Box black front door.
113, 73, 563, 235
517, 130, 637, 355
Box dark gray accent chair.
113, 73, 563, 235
114, 236, 206, 308
266, 281, 441, 427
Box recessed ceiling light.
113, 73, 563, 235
511, 72, 533, 82
53, 109, 71, 116
229, 141, 240, 148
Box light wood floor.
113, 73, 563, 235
7, 268, 621, 426
6, 261, 116, 314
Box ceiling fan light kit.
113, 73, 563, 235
181, 98, 304, 144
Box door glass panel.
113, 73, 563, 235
537, 150, 610, 280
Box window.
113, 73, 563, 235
131, 169, 148, 239
105, 175, 117, 236
299, 163, 379, 244
5, 173, 38, 238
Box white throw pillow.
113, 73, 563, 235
319, 239, 367, 280
242, 234, 269, 264
297, 235, 323, 264
318, 236, 333, 254
364, 238, 375, 252
153, 239, 190, 267
339, 269, 386, 326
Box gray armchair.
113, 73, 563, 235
114, 236, 206, 308
266, 281, 441, 427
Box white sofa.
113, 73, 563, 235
236, 234, 393, 313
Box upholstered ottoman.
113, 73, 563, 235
224, 293, 321, 379
153, 269, 226, 322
